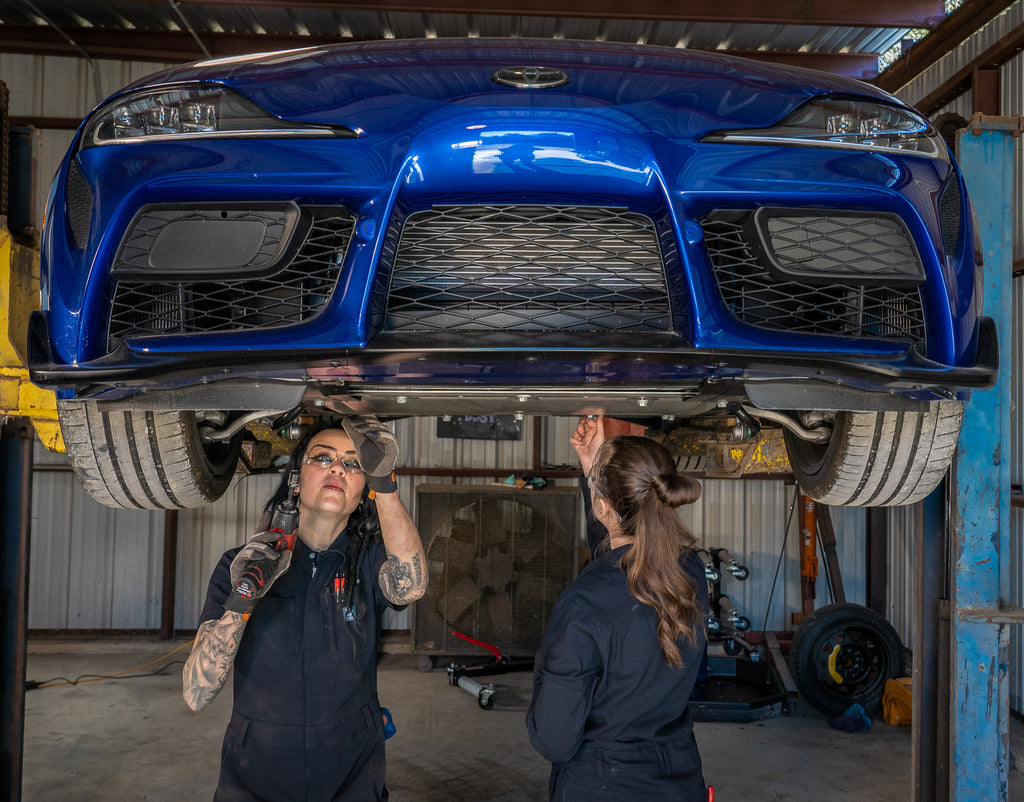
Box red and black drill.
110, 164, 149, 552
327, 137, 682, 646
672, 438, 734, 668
233, 470, 301, 600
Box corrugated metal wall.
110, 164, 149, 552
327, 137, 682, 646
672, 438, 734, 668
893, 1, 1024, 711
0, 52, 175, 228
27, 419, 866, 641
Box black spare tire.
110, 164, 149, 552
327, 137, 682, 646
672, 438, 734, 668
789, 603, 904, 717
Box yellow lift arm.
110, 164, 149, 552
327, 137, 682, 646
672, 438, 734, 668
1, 222, 63, 451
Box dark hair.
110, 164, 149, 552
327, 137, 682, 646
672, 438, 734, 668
590, 435, 703, 667
264, 422, 382, 609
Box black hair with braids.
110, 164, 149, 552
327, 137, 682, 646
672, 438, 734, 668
264, 422, 383, 612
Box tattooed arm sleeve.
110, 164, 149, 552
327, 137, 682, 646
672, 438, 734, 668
373, 492, 428, 605
182, 612, 247, 711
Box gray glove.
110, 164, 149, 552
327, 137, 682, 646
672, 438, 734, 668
224, 530, 294, 616
342, 414, 400, 494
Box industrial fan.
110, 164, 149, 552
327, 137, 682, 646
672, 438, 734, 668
413, 485, 579, 660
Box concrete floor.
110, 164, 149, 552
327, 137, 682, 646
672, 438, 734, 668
18, 637, 1024, 801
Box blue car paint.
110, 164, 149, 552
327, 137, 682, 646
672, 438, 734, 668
34, 37, 988, 402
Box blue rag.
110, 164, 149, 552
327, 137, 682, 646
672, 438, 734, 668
829, 703, 873, 733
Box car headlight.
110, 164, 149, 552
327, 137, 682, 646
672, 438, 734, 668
703, 96, 948, 162
80, 84, 357, 149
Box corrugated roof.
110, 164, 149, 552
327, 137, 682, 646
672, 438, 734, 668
0, 0, 965, 82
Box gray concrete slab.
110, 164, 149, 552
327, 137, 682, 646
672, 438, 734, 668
18, 638, 1024, 801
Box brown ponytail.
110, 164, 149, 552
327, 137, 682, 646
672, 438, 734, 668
590, 436, 704, 667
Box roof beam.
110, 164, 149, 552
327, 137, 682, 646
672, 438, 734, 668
910, 20, 1024, 114
0, 25, 882, 78
874, 0, 1018, 93
124, 0, 949, 29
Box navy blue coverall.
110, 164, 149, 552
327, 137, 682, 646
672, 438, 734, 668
526, 481, 709, 801
199, 526, 400, 801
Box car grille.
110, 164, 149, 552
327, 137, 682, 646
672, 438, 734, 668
383, 205, 671, 332
938, 178, 962, 256
702, 211, 927, 346
107, 208, 353, 345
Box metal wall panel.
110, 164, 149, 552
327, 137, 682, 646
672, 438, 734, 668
29, 462, 164, 629
1, 52, 175, 231
891, 7, 1024, 713
885, 503, 918, 646
29, 420, 871, 639
896, 1, 1024, 109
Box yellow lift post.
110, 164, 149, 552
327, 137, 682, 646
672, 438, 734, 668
0, 222, 62, 452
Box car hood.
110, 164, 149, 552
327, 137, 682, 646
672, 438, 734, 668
117, 38, 897, 139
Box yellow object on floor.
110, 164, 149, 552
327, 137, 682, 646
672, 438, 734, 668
883, 677, 913, 725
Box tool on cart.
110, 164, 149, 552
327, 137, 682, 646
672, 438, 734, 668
233, 470, 300, 600
712, 547, 749, 581
696, 548, 720, 582
445, 629, 534, 710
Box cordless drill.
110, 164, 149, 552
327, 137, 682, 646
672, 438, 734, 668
233, 470, 300, 601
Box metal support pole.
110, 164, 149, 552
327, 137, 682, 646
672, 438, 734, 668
913, 483, 948, 802
949, 115, 1020, 801
160, 510, 179, 641
1, 420, 33, 802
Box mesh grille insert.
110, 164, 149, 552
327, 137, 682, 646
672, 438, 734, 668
107, 208, 353, 345
703, 211, 926, 345
938, 178, 962, 256
384, 205, 671, 332
66, 161, 93, 251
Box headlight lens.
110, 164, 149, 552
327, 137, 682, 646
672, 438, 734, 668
703, 97, 947, 162
80, 85, 356, 149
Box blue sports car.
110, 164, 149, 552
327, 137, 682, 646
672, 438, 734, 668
29, 38, 996, 509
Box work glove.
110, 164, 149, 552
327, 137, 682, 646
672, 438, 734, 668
223, 530, 294, 616
343, 414, 400, 495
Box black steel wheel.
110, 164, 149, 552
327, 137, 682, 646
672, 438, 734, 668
789, 603, 904, 717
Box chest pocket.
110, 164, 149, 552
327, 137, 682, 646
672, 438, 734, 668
242, 595, 300, 670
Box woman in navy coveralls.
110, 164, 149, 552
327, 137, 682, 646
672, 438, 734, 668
183, 418, 427, 801
527, 416, 708, 801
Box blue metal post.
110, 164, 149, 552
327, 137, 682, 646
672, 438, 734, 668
950, 116, 1020, 801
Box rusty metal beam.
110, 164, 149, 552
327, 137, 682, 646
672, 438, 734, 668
972, 67, 1002, 115
874, 0, 1017, 95
910, 22, 1024, 115
104, 0, 948, 28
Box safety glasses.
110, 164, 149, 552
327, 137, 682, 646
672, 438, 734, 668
303, 451, 363, 474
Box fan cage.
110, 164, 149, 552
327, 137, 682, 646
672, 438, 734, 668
413, 485, 580, 657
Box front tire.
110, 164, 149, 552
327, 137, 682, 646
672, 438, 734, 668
784, 400, 963, 507
57, 400, 240, 509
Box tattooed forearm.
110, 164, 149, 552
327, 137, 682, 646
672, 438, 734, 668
380, 553, 427, 604
182, 614, 247, 712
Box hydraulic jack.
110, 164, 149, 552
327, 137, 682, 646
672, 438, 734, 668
444, 629, 534, 710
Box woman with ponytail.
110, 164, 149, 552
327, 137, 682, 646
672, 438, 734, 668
527, 415, 708, 801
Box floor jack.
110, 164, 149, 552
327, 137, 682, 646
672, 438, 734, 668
445, 629, 534, 710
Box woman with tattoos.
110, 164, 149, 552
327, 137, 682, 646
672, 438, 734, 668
182, 416, 427, 801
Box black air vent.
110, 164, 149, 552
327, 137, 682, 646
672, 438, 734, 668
385, 205, 671, 332
107, 207, 353, 346
66, 161, 93, 250
703, 210, 926, 347
938, 178, 962, 257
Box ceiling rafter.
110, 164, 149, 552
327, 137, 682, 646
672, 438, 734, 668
873, 0, 1018, 93
131, 0, 948, 28
911, 19, 1024, 113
